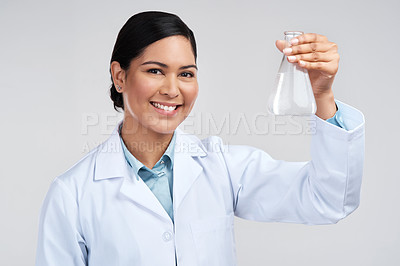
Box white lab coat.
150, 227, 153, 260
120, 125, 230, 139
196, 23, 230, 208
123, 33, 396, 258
36, 100, 365, 266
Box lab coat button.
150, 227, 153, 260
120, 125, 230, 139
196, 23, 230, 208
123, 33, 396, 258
162, 231, 173, 242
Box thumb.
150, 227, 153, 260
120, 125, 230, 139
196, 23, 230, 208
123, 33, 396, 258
275, 40, 286, 53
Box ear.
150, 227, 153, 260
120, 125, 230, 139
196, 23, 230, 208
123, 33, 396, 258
110, 61, 126, 91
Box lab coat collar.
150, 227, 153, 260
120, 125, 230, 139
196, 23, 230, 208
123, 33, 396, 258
94, 121, 207, 181
93, 121, 207, 222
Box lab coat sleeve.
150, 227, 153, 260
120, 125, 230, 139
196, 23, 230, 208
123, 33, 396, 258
221, 100, 365, 225
36, 178, 87, 266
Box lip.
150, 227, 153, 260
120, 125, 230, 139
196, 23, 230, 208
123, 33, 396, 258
150, 101, 182, 107
150, 102, 181, 116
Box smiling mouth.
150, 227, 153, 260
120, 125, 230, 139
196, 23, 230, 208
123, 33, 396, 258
150, 101, 182, 111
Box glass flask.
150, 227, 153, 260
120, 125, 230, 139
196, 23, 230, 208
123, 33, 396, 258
268, 31, 317, 115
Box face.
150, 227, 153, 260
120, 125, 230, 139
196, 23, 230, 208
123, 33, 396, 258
115, 35, 198, 135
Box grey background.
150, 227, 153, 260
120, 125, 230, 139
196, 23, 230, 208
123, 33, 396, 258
1, 0, 399, 265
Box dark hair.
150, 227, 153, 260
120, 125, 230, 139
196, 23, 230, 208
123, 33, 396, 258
109, 11, 197, 112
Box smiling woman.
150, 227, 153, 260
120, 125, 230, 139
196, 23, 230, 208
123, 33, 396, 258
36, 10, 365, 266
109, 12, 199, 169
109, 12, 197, 112
111, 36, 198, 135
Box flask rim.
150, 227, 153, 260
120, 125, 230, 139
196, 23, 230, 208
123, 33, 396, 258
284, 31, 304, 36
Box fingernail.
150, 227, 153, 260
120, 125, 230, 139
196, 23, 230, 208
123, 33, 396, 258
283, 48, 292, 55
288, 56, 296, 62
290, 38, 299, 45
299, 60, 306, 66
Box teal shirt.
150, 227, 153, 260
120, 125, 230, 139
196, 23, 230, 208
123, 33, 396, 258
117, 103, 345, 223
326, 102, 347, 129
118, 123, 176, 222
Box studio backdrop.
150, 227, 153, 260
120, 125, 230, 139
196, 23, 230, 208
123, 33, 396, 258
0, 0, 399, 265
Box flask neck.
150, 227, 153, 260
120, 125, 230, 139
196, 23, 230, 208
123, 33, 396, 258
284, 31, 303, 48
278, 31, 307, 73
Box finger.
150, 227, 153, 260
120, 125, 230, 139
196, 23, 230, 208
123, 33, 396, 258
287, 51, 339, 63
291, 33, 328, 46
275, 40, 285, 53
298, 60, 339, 75
284, 42, 337, 55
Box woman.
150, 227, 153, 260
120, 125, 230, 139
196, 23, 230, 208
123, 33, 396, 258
36, 11, 365, 266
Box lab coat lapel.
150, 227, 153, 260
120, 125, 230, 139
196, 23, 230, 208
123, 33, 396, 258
94, 122, 172, 222
119, 171, 172, 222
173, 129, 207, 210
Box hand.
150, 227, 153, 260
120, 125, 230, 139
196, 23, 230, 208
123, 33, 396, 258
276, 33, 339, 119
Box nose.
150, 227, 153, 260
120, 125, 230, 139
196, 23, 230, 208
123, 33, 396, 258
159, 75, 179, 98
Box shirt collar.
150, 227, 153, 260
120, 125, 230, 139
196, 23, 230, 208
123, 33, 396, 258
118, 122, 176, 174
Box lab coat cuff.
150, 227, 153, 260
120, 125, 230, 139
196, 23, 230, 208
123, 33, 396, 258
313, 99, 365, 141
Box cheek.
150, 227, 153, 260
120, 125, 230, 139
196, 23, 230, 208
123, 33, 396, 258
127, 76, 158, 105
182, 82, 199, 107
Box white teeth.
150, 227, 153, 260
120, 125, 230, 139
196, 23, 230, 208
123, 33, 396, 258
151, 102, 177, 111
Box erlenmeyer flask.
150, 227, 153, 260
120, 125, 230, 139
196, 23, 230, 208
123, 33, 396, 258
268, 31, 316, 115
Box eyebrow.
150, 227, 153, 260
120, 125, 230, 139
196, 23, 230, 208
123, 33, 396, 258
141, 61, 198, 70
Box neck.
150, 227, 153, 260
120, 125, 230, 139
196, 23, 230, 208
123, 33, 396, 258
120, 116, 174, 169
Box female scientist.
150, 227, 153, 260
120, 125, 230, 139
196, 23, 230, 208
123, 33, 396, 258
36, 11, 365, 266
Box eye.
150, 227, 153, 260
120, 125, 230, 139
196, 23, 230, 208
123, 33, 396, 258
148, 69, 163, 75
180, 72, 194, 78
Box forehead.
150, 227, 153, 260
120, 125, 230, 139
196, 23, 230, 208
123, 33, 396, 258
135, 35, 195, 65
